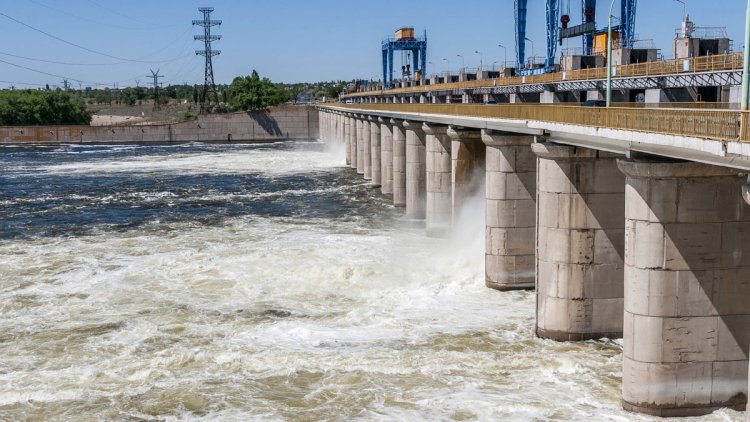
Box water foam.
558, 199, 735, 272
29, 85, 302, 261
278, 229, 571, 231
0, 142, 742, 421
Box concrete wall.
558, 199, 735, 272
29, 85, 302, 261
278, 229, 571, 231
0, 105, 319, 144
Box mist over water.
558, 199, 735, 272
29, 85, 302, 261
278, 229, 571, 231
0, 142, 741, 421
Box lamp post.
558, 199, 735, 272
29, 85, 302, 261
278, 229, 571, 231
442, 58, 451, 76
457, 54, 465, 71
474, 50, 483, 70
742, 0, 750, 111
673, 0, 687, 20
524, 38, 535, 66
606, 0, 616, 107
497, 44, 507, 69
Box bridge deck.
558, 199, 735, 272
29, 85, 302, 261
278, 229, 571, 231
329, 103, 747, 142
346, 53, 743, 98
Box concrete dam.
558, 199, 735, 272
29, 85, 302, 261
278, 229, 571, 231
317, 103, 750, 417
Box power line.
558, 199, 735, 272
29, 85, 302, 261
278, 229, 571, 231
0, 50, 192, 67
0, 80, 47, 88
84, 0, 179, 28
0, 12, 187, 64
27, 0, 148, 31
0, 57, 138, 87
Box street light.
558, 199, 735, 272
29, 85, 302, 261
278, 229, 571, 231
742, 0, 750, 111
524, 38, 535, 65
456, 54, 465, 71
475, 50, 483, 70
497, 44, 507, 69
606, 0, 616, 107
442, 58, 451, 75
673, 0, 687, 20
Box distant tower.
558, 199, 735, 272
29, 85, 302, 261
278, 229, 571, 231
192, 7, 222, 112
149, 69, 163, 111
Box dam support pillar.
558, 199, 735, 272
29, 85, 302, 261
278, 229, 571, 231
423, 123, 452, 237
618, 159, 750, 417
356, 116, 364, 175
404, 120, 427, 219
448, 127, 484, 225
482, 131, 537, 291
348, 115, 357, 169
344, 114, 351, 166
320, 112, 326, 141
338, 113, 344, 143
334, 113, 340, 143
369, 117, 382, 188
380, 118, 394, 195
532, 143, 625, 341
392, 119, 407, 207
363, 118, 372, 180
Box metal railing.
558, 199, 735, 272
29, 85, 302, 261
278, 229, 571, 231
324, 103, 747, 142
345, 53, 743, 98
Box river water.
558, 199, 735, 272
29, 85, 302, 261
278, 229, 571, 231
0, 141, 742, 421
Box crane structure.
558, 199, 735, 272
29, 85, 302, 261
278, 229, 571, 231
382, 28, 427, 89
514, 0, 637, 75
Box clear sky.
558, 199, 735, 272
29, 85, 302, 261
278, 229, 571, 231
0, 0, 745, 88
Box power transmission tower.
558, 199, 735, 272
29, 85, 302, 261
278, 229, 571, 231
61, 79, 70, 91
149, 69, 163, 111
192, 7, 221, 113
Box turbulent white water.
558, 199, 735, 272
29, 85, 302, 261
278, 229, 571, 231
0, 142, 742, 421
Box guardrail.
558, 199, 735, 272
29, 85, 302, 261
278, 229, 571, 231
323, 103, 747, 142
345, 53, 743, 98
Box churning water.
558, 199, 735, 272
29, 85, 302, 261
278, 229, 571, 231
0, 142, 742, 421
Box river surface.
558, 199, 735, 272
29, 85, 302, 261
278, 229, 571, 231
0, 141, 742, 421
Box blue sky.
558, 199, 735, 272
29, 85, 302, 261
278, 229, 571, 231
0, 0, 745, 88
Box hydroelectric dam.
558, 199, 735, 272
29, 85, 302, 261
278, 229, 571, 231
317, 100, 750, 417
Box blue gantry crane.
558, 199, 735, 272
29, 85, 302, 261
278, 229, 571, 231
382, 28, 427, 89
515, 0, 560, 75
514, 0, 637, 75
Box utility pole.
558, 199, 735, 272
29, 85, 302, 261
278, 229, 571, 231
61, 79, 70, 91
606, 0, 617, 107
192, 7, 222, 113
742, 0, 750, 111
149, 69, 163, 111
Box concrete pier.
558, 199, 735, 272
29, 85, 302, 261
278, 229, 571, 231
404, 120, 427, 219
423, 123, 452, 237
356, 117, 364, 174
348, 115, 357, 169
618, 159, 750, 417
370, 117, 382, 188
392, 119, 407, 207
335, 113, 341, 143
533, 143, 625, 341
380, 118, 394, 195
363, 118, 372, 180
448, 127, 484, 225
344, 114, 351, 166
482, 131, 537, 291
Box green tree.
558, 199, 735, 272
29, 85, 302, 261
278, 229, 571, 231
228, 70, 290, 111
325, 84, 343, 99
0, 90, 92, 125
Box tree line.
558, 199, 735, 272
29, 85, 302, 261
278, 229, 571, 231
1, 70, 350, 125
0, 90, 91, 126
